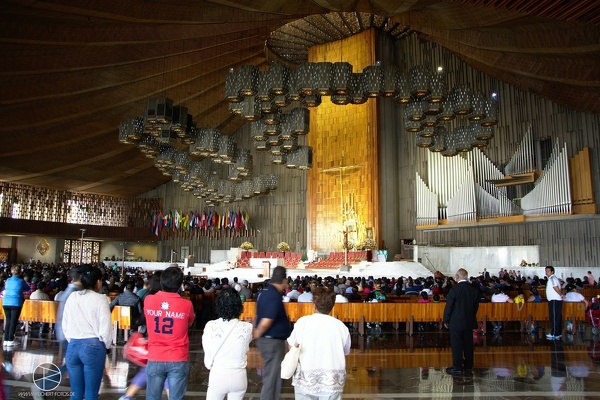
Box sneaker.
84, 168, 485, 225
546, 333, 554, 339
4, 341, 15, 347
118, 396, 133, 400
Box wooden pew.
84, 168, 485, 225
0, 299, 134, 345
239, 301, 588, 336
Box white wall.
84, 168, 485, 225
420, 245, 540, 276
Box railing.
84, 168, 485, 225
240, 301, 587, 336
0, 299, 134, 344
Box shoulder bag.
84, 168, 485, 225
280, 343, 300, 379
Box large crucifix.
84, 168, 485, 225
323, 155, 362, 255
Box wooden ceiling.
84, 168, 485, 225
1, 0, 598, 198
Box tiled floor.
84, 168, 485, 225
4, 322, 600, 399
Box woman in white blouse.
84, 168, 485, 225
63, 266, 113, 400
287, 286, 351, 400
202, 287, 253, 400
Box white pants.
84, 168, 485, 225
206, 368, 247, 400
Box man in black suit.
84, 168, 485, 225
443, 268, 480, 374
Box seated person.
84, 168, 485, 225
527, 287, 542, 302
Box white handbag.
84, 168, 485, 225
280, 344, 300, 379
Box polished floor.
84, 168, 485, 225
3, 322, 600, 399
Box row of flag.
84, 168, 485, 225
151, 209, 250, 237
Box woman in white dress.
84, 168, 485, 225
202, 287, 253, 400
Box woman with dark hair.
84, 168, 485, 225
286, 286, 351, 399
63, 265, 113, 400
2, 265, 29, 347
202, 287, 253, 400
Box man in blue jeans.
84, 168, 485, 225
144, 267, 195, 400
253, 266, 290, 400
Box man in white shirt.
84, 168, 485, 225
546, 265, 564, 340
29, 281, 50, 300
286, 284, 301, 301
297, 286, 313, 303
335, 293, 349, 303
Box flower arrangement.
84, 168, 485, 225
240, 241, 253, 250
362, 238, 376, 250
277, 242, 290, 252
520, 259, 527, 267
345, 241, 355, 250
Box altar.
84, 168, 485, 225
249, 257, 284, 269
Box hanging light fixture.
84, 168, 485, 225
290, 107, 310, 135
225, 68, 242, 103
408, 65, 431, 98
302, 94, 322, 108
468, 91, 486, 121
170, 106, 189, 136
349, 73, 366, 104
429, 126, 448, 153
332, 62, 352, 95
451, 85, 474, 115
297, 63, 315, 96
405, 120, 423, 133
382, 65, 399, 98
362, 62, 383, 98
240, 96, 261, 121
481, 96, 499, 126
394, 76, 411, 104
256, 70, 273, 102
428, 72, 447, 103
267, 63, 290, 96
405, 101, 425, 121
282, 135, 299, 151
237, 65, 258, 96
416, 135, 434, 148
286, 68, 302, 102
313, 62, 333, 96
251, 120, 268, 141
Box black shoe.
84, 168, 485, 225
446, 367, 463, 374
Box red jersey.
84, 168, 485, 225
144, 291, 195, 362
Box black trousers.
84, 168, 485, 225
450, 328, 474, 370
548, 300, 563, 336
3, 305, 23, 341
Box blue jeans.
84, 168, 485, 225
146, 360, 189, 400
66, 338, 107, 400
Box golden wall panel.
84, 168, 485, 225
307, 29, 380, 251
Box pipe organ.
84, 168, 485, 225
520, 140, 571, 216
416, 130, 581, 228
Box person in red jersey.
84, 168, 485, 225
144, 266, 195, 400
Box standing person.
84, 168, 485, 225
286, 287, 351, 399
253, 266, 290, 400
443, 268, 480, 374
2, 265, 30, 348
202, 287, 253, 400
63, 265, 113, 400
144, 266, 195, 400
546, 265, 564, 340
55, 266, 84, 348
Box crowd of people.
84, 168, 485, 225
0, 259, 598, 399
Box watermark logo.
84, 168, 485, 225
33, 362, 62, 391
